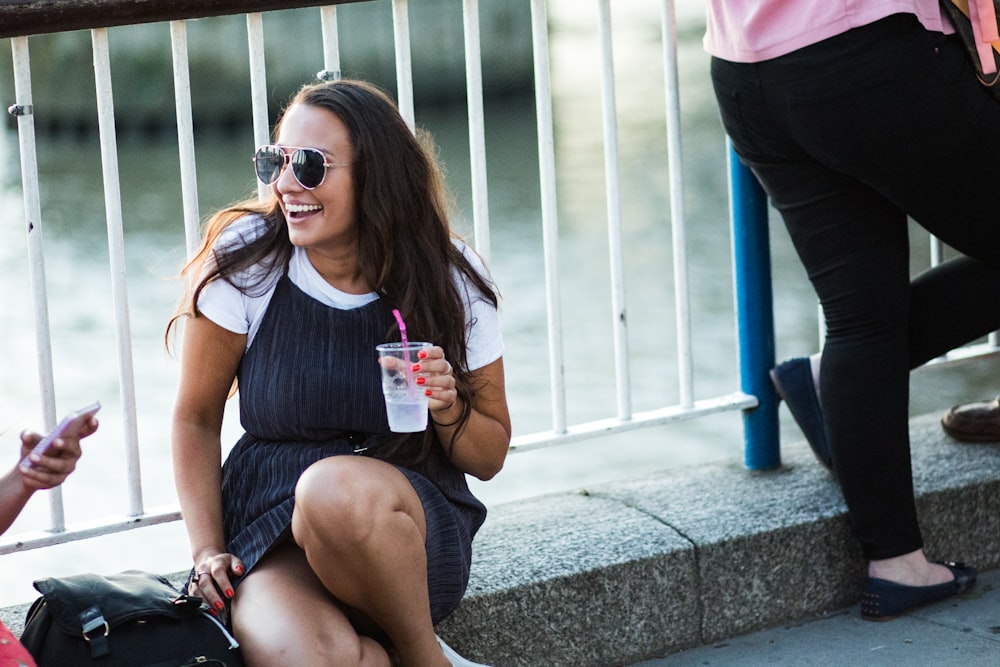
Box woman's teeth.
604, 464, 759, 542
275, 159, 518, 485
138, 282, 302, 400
286, 203, 323, 214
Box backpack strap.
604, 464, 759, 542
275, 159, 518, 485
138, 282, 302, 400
78, 605, 110, 658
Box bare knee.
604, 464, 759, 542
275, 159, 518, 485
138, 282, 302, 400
292, 458, 386, 547
292, 459, 376, 543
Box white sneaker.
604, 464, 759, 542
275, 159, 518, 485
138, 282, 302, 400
436, 634, 492, 667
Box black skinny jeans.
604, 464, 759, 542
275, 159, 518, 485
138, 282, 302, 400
712, 14, 1000, 560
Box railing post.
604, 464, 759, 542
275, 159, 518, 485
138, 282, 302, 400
728, 141, 780, 470
92, 27, 144, 514
169, 20, 201, 257
660, 0, 693, 409
462, 0, 491, 262
392, 0, 415, 131
596, 0, 631, 421
247, 12, 270, 200
530, 0, 568, 434
10, 36, 66, 531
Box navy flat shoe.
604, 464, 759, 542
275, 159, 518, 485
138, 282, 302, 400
770, 357, 833, 470
860, 562, 977, 621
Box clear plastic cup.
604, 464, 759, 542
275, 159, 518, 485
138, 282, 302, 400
376, 341, 432, 432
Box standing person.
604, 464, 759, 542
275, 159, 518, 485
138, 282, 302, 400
168, 79, 510, 666
0, 417, 98, 666
705, 3, 1000, 620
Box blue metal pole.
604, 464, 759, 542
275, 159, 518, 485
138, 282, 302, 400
728, 140, 780, 470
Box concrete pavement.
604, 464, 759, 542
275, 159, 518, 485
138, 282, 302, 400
631, 567, 1000, 666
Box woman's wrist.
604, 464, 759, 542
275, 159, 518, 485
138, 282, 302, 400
431, 398, 465, 427
193, 544, 226, 563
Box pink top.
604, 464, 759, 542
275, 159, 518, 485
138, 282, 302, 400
704, 0, 955, 63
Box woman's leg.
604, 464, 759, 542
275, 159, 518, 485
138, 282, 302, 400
291, 456, 451, 667
908, 257, 1000, 367
755, 160, 962, 589
712, 15, 1000, 576
774, 168, 927, 563
713, 63, 919, 567
231, 541, 392, 666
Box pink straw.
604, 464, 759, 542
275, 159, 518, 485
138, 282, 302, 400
392, 309, 417, 397
392, 308, 409, 349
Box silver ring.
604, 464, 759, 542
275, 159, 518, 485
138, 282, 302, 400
196, 572, 209, 579
443, 360, 453, 375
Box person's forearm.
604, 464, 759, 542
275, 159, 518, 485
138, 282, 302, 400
172, 422, 227, 559
0, 467, 33, 535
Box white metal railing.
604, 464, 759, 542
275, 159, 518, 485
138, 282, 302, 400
6, 0, 994, 559
0, 0, 757, 555
6, 0, 994, 558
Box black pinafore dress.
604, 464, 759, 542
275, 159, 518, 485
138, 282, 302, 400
220, 275, 486, 622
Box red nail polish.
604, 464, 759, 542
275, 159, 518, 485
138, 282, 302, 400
412, 363, 421, 372
234, 564, 244, 574
214, 600, 225, 611
418, 350, 427, 359
225, 589, 234, 599
425, 389, 432, 397
416, 377, 426, 385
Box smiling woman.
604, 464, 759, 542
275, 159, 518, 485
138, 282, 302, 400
268, 105, 360, 268
165, 78, 510, 666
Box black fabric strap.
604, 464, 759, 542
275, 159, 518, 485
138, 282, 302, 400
79, 605, 110, 657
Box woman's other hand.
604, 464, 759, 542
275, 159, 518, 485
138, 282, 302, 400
189, 546, 245, 614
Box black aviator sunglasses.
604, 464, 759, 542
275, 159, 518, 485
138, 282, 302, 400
253, 145, 349, 190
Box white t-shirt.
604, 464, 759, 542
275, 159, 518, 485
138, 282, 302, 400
197, 215, 504, 371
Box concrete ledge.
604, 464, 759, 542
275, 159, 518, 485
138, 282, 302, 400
436, 411, 1000, 665
436, 492, 700, 665
5, 412, 1000, 666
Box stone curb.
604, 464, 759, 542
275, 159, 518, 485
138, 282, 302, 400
436, 412, 1000, 665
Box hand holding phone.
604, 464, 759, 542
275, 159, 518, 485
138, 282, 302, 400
20, 401, 101, 470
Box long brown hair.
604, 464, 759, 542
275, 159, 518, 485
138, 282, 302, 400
168, 79, 500, 468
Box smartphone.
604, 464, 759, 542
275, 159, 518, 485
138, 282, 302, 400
20, 401, 101, 469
